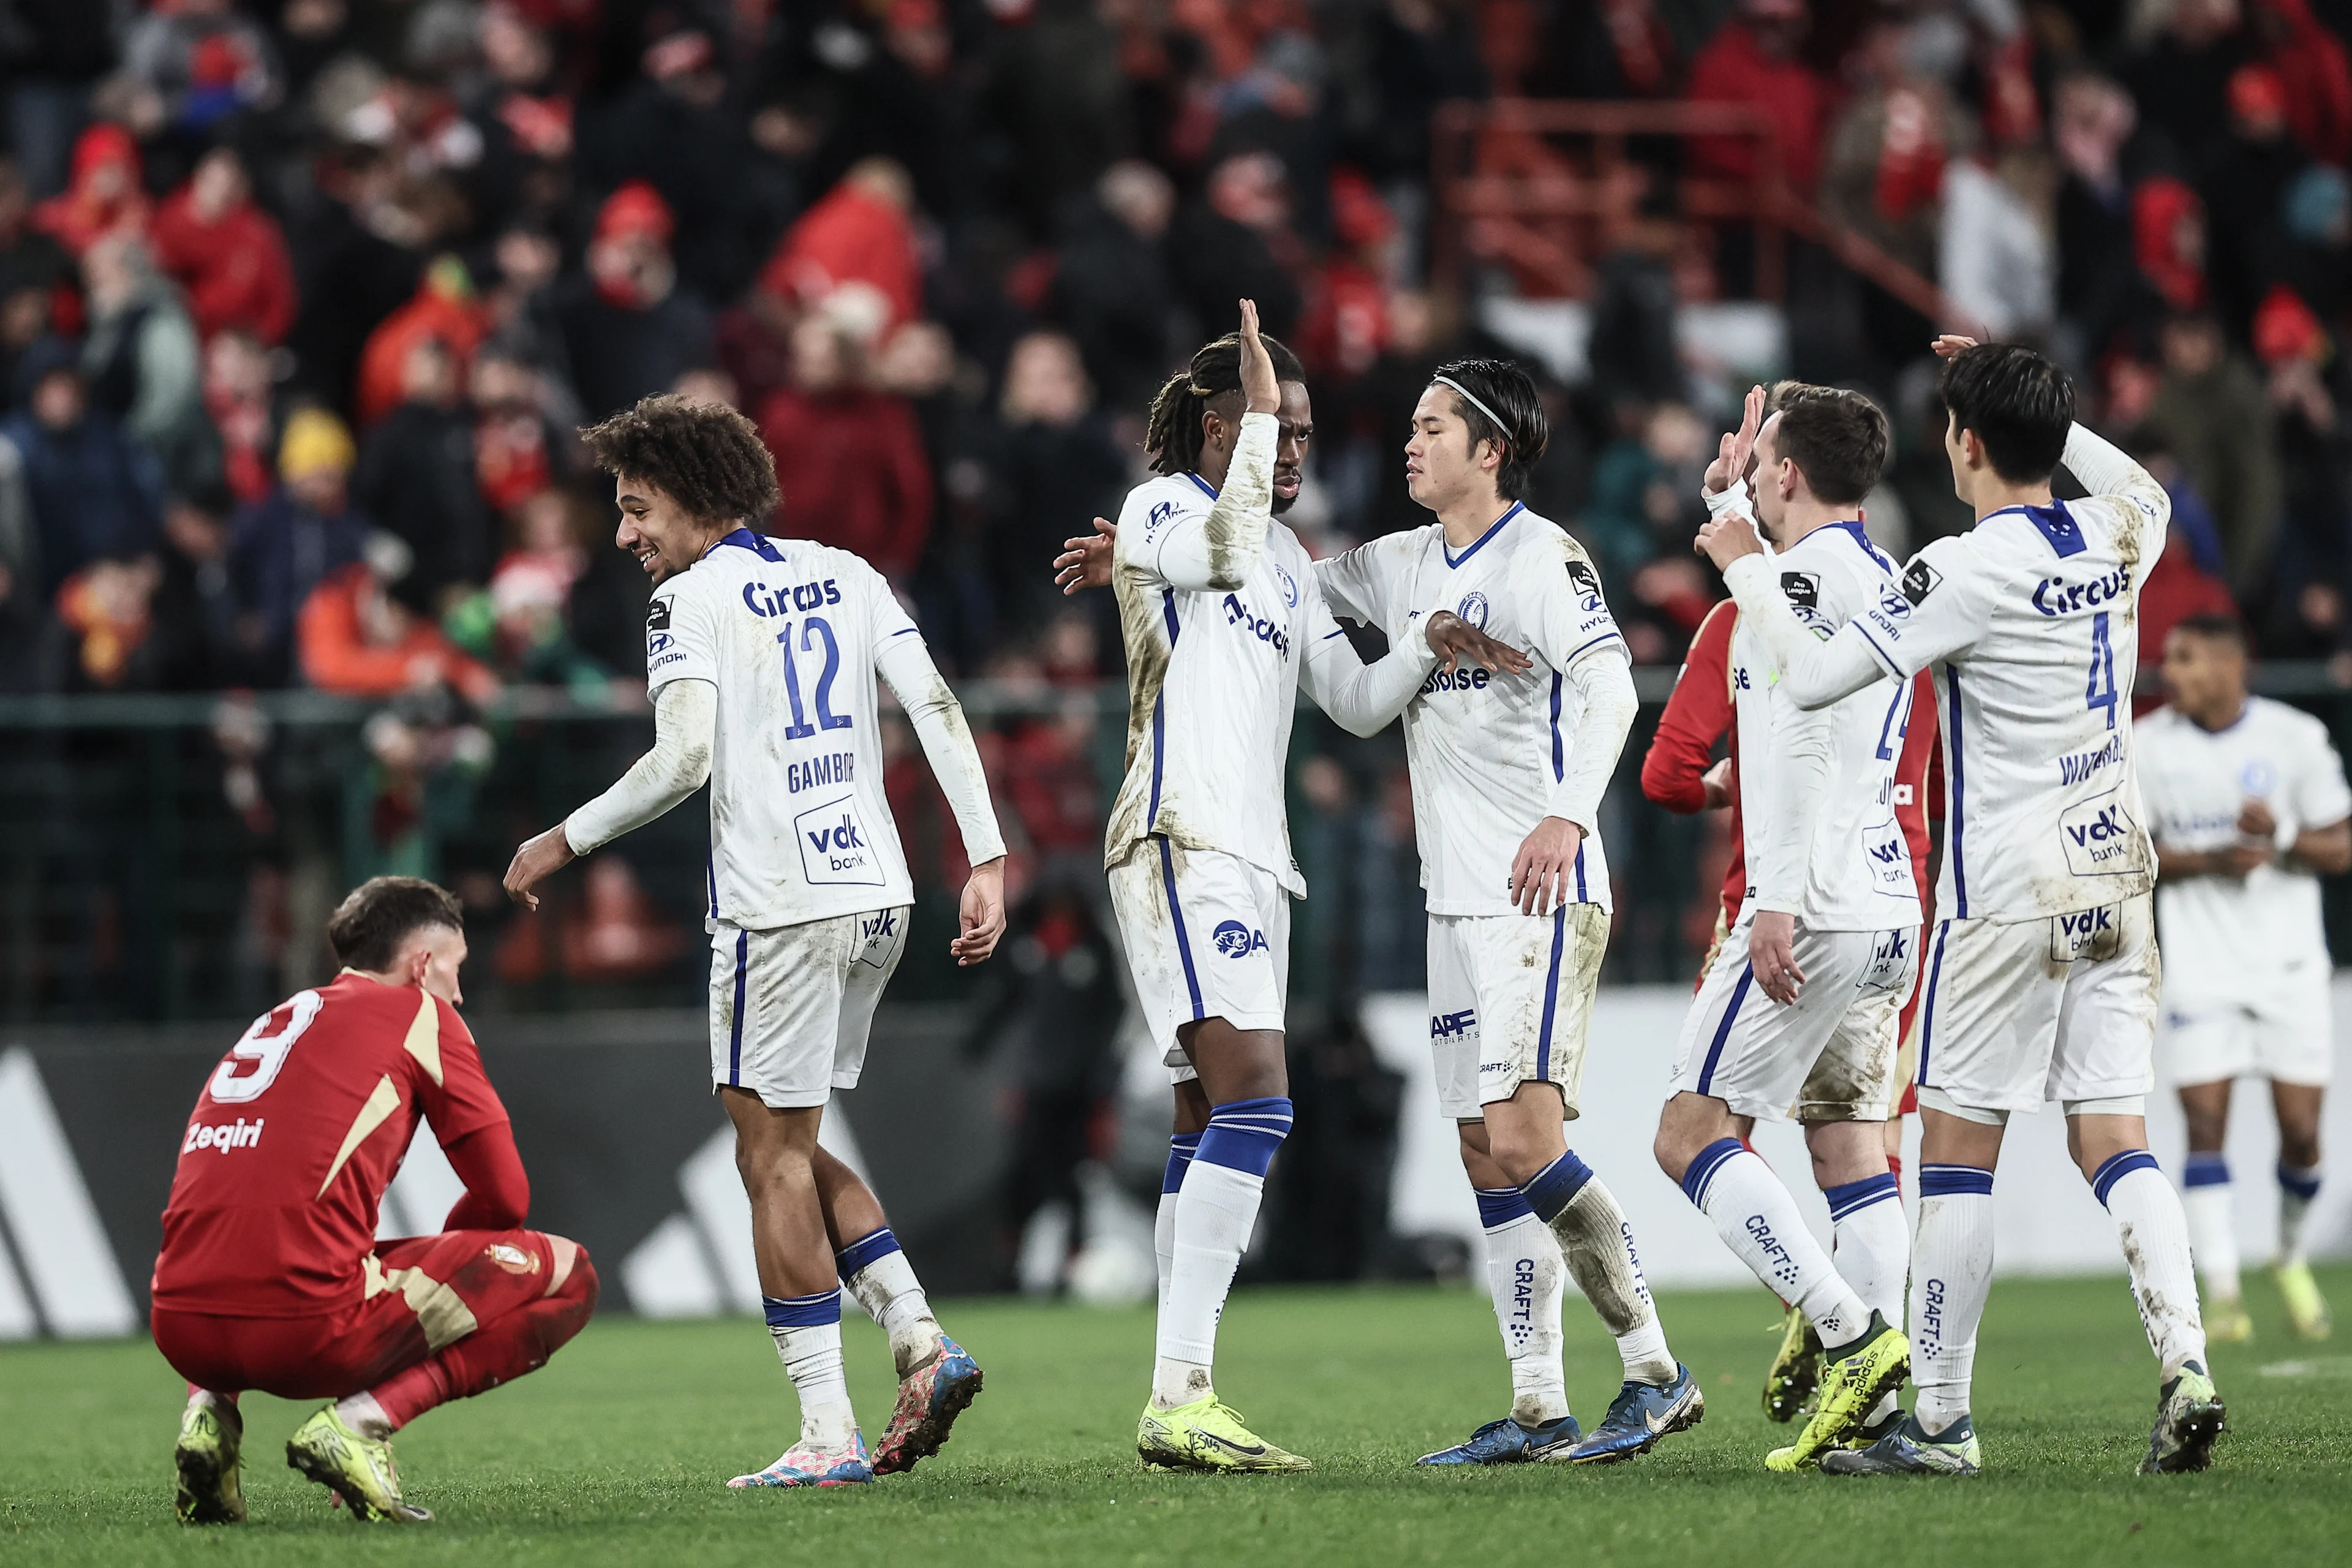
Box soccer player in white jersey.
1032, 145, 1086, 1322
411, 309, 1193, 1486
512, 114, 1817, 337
1095, 305, 1517, 1472
1698, 337, 2225, 1477
502, 396, 1010, 1490
1652, 383, 1923, 1474
2139, 614, 2351, 1343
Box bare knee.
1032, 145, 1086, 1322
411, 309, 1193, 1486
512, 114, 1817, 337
2177, 1082, 2231, 1152
1654, 1093, 1738, 1184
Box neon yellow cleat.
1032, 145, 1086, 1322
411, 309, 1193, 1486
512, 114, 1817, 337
173, 1401, 246, 1525
1763, 1305, 1822, 1423
1766, 1312, 1910, 1472
2141, 1361, 2227, 1474
285, 1407, 432, 1522
1137, 1396, 1312, 1473
2205, 1297, 2253, 1344
2275, 1262, 2332, 1342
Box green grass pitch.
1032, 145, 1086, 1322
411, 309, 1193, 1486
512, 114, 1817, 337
5, 1270, 2350, 1567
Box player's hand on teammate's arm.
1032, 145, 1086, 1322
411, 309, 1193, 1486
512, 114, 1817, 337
1509, 816, 1584, 917
2238, 798, 2278, 840
1749, 910, 1807, 1005
1703, 383, 1766, 494
1237, 299, 1280, 414
951, 856, 1008, 966
502, 824, 576, 910
1423, 610, 1532, 676
1054, 518, 1117, 595
1694, 510, 1766, 571
1700, 757, 1733, 810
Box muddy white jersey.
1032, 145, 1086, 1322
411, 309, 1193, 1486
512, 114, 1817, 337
2138, 696, 2350, 1004
1842, 428, 2169, 922
647, 528, 930, 929
1317, 502, 1629, 916
1728, 521, 1920, 929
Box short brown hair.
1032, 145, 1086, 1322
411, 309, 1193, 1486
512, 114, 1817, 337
1768, 384, 1891, 505
326, 877, 465, 972
581, 393, 783, 527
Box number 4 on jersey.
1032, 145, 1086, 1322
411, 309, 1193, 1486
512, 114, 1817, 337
2086, 611, 2119, 731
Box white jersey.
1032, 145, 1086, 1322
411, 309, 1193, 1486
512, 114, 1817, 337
646, 527, 983, 929
1839, 428, 2169, 922
1105, 426, 1437, 896
1317, 502, 1629, 916
1730, 521, 1920, 929
2137, 696, 2350, 1003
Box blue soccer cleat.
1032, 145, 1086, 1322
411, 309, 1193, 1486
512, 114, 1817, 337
1820, 1412, 1983, 1476
726, 1431, 873, 1489
872, 1336, 984, 1476
1556, 1363, 1705, 1463
1415, 1414, 1581, 1466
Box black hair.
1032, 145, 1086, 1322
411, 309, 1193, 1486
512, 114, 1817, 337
326, 876, 465, 972
2171, 612, 2246, 649
581, 393, 782, 527
1937, 342, 2073, 486
1767, 383, 1891, 505
1144, 331, 1307, 479
1430, 357, 1548, 500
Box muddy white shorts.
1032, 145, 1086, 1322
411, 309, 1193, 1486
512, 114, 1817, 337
1912, 893, 2159, 1115
2161, 979, 2332, 1088
1427, 905, 1609, 1121
1107, 838, 1290, 1084
709, 906, 910, 1109
1669, 913, 1918, 1123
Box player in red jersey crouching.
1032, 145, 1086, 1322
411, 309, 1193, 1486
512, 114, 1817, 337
151, 876, 596, 1525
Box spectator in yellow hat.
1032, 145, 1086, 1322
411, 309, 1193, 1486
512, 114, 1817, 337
225, 406, 372, 684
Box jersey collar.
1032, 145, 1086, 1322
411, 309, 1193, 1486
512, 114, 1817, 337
1442, 501, 1525, 568
1819, 518, 1892, 572
1183, 472, 1219, 500
711, 527, 785, 562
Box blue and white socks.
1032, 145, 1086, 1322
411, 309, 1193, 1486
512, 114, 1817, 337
1476, 1186, 1569, 1424
2180, 1152, 2241, 1306
764, 1289, 856, 1450
838, 1226, 943, 1379
1683, 1139, 1872, 1350
1523, 1152, 1676, 1385
1910, 1163, 1994, 1436
1155, 1131, 1202, 1311
2095, 1150, 2206, 1379
1155, 1097, 1292, 1409
2279, 1161, 2323, 1267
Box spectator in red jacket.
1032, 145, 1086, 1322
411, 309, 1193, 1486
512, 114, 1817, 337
2248, 0, 2352, 165
31, 123, 147, 260
1685, 0, 1830, 192
149, 148, 297, 346
756, 313, 933, 580
298, 548, 497, 705
756, 159, 922, 341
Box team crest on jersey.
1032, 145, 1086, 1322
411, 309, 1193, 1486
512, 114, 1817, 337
484, 1243, 541, 1275
1901, 561, 1940, 605
2239, 758, 2277, 796
1780, 572, 1820, 609
1274, 564, 1300, 608
1211, 919, 1269, 958
1457, 591, 1490, 629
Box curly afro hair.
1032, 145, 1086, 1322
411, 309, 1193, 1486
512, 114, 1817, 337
581, 394, 782, 527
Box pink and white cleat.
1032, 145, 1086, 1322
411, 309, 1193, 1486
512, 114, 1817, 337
725, 1431, 873, 1489
871, 1337, 984, 1476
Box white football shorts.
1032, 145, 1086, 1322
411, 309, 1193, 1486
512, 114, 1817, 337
1427, 905, 1609, 1121
1669, 913, 1919, 1123
2161, 981, 2332, 1088
709, 906, 910, 1109
1912, 893, 2160, 1114
1107, 838, 1290, 1084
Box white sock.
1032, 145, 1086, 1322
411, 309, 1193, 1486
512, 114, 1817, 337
2098, 1153, 2207, 1379
2180, 1153, 2241, 1303
770, 1319, 856, 1450
1555, 1180, 1674, 1385
333, 1391, 393, 1441
2278, 1162, 2322, 1265
839, 1232, 943, 1378
1684, 1140, 1871, 1348
1476, 1188, 1568, 1425
1910, 1166, 1996, 1435
1825, 1170, 1909, 1423
1154, 1159, 1264, 1408
1156, 1133, 1199, 1312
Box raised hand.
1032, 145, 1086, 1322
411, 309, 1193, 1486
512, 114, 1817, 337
1237, 298, 1280, 415
1703, 383, 1766, 494
1054, 518, 1117, 594
1930, 334, 1979, 360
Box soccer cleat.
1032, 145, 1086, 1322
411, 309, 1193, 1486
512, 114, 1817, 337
1820, 1413, 1983, 1476
1414, 1414, 1581, 1466
727, 1431, 874, 1488
2275, 1262, 2332, 1342
1763, 1305, 1823, 1423
173, 1401, 246, 1525
2141, 1362, 2226, 1475
2205, 1297, 2254, 1344
1137, 1396, 1312, 1473
1765, 1313, 1910, 1472
1556, 1363, 1705, 1464
284, 1407, 431, 1522
872, 1336, 984, 1476
1842, 1408, 1904, 1450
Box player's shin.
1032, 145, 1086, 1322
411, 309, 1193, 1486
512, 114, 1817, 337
839, 1227, 944, 1378
1910, 1166, 1996, 1436
1683, 1139, 1872, 1348
2181, 1153, 2244, 1306
2278, 1160, 2323, 1265
2095, 1152, 2208, 1379
1533, 1165, 1675, 1386
1476, 1187, 1569, 1425
1156, 1133, 1200, 1313
1825, 1171, 1908, 1422
766, 1289, 859, 1450
1155, 1096, 1291, 1409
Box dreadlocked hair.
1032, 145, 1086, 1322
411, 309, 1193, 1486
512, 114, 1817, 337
1144, 330, 1307, 478
581, 393, 782, 527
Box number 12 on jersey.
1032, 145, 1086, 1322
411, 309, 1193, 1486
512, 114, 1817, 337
777, 617, 853, 740
2086, 611, 2118, 731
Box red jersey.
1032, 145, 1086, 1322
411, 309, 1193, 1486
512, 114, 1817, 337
152, 971, 510, 1318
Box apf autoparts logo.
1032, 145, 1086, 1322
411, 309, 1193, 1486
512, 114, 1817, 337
1456, 591, 1489, 629
1211, 920, 1269, 958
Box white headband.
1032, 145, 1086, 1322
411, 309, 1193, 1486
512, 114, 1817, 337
1433, 375, 1512, 445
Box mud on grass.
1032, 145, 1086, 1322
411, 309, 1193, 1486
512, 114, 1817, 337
4, 1271, 2349, 1567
